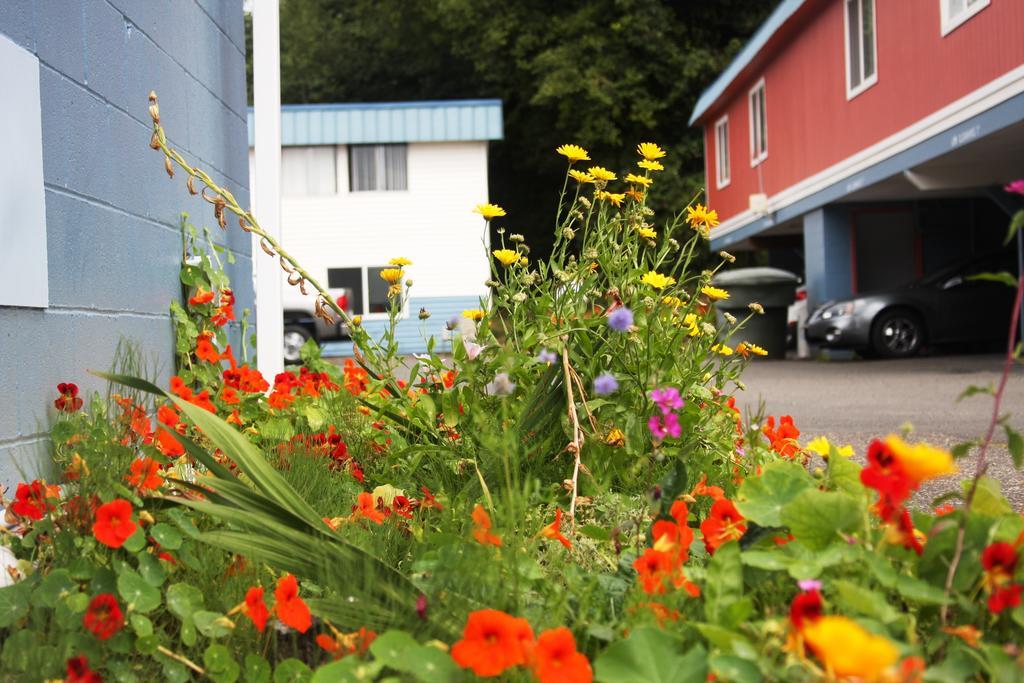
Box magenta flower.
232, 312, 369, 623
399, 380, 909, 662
648, 413, 681, 441
1004, 179, 1024, 196
798, 579, 822, 592
650, 387, 684, 414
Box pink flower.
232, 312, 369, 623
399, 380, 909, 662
650, 387, 684, 414
649, 413, 681, 441
464, 341, 484, 360
1004, 179, 1024, 196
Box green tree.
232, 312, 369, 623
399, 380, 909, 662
249, 0, 774, 259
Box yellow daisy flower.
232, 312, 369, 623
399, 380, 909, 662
587, 166, 617, 182
624, 187, 646, 202
624, 173, 653, 188
736, 341, 768, 357
701, 286, 729, 301
682, 313, 700, 337
388, 257, 413, 266
637, 142, 667, 161
686, 203, 719, 236
596, 191, 625, 207
802, 617, 898, 683
379, 268, 404, 284
638, 159, 664, 172
556, 144, 590, 164
568, 169, 595, 184
640, 270, 676, 290
462, 309, 486, 322
884, 435, 957, 482
662, 295, 684, 308
636, 226, 657, 240
519, 256, 529, 266
492, 249, 521, 267
473, 203, 507, 220
711, 343, 734, 357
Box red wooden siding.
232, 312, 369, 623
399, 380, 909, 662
703, 0, 1024, 222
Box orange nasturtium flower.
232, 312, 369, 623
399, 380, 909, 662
196, 337, 222, 363
532, 627, 593, 683
126, 457, 163, 492
274, 574, 312, 633
92, 499, 138, 549
243, 586, 270, 632
352, 492, 386, 525
450, 609, 534, 677
539, 508, 571, 549
700, 499, 747, 555
802, 616, 898, 681
188, 287, 215, 306
471, 504, 502, 547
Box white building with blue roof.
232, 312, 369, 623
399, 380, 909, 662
248, 100, 503, 359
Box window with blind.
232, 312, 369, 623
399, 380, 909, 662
749, 80, 767, 165
845, 0, 877, 98
281, 146, 337, 196
714, 116, 730, 188
348, 144, 408, 192
326, 266, 403, 316
940, 0, 990, 36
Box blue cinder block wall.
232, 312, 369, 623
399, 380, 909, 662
0, 1, 251, 486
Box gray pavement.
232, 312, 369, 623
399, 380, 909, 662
736, 353, 1024, 510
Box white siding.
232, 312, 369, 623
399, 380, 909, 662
275, 141, 491, 310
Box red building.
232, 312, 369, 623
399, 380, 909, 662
690, 0, 1024, 310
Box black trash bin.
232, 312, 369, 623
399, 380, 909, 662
710, 267, 799, 358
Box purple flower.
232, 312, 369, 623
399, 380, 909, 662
648, 413, 681, 441
607, 307, 633, 333
593, 373, 618, 395
650, 387, 684, 414
797, 579, 822, 592
1005, 179, 1024, 196
537, 348, 558, 365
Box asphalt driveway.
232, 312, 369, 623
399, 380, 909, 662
737, 353, 1024, 510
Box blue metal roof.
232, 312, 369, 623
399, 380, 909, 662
248, 100, 503, 146
688, 0, 806, 126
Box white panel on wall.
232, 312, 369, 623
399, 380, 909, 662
0, 33, 47, 308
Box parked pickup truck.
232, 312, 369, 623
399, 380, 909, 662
282, 288, 353, 363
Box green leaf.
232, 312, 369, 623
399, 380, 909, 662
135, 634, 160, 655
310, 659, 385, 683
579, 525, 611, 541
833, 580, 900, 624
34, 568, 76, 608
181, 619, 197, 647
303, 404, 327, 431
1004, 424, 1023, 469
137, 552, 167, 587
368, 631, 460, 682
780, 489, 861, 550
709, 655, 763, 683
735, 460, 811, 527
122, 525, 147, 553
967, 271, 1018, 288
194, 610, 236, 638
705, 541, 743, 627
205, 644, 240, 683
118, 569, 162, 613
166, 582, 205, 621
827, 454, 864, 497
1004, 209, 1024, 246
594, 628, 707, 683
162, 659, 191, 683
131, 613, 154, 637
0, 583, 31, 628
257, 417, 297, 442
951, 441, 976, 459
243, 655, 272, 683
966, 477, 1012, 517
957, 384, 994, 401
894, 575, 950, 605
273, 659, 313, 683
151, 523, 184, 551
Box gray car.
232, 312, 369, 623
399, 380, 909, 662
805, 251, 1018, 358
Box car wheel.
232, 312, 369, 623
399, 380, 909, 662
283, 325, 312, 365
871, 310, 924, 358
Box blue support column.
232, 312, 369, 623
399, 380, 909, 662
803, 206, 853, 312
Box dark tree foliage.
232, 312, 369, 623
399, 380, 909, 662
248, 0, 774, 259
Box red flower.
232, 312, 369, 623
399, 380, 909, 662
471, 504, 502, 547
988, 584, 1023, 614
83, 594, 124, 640
762, 415, 800, 458
789, 590, 824, 630
66, 655, 103, 683
532, 627, 593, 683
420, 486, 443, 510
700, 499, 747, 554
392, 496, 413, 520
274, 574, 312, 633
55, 382, 84, 413
633, 548, 674, 595
188, 287, 215, 306
451, 609, 534, 677
126, 457, 163, 492
92, 499, 137, 549
155, 427, 185, 457
196, 338, 222, 363
220, 387, 240, 405
885, 508, 924, 556
981, 541, 1021, 613
691, 473, 725, 501
861, 439, 913, 521
10, 480, 59, 521
212, 288, 235, 326
539, 508, 571, 549
244, 586, 270, 632
352, 492, 386, 525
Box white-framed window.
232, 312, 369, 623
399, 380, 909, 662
844, 0, 878, 99
327, 266, 405, 318
940, 0, 990, 36
714, 115, 730, 188
281, 145, 337, 196
348, 144, 408, 192
748, 79, 767, 166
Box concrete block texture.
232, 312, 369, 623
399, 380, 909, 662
0, 1, 251, 489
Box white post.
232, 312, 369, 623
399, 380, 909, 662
251, 0, 284, 379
